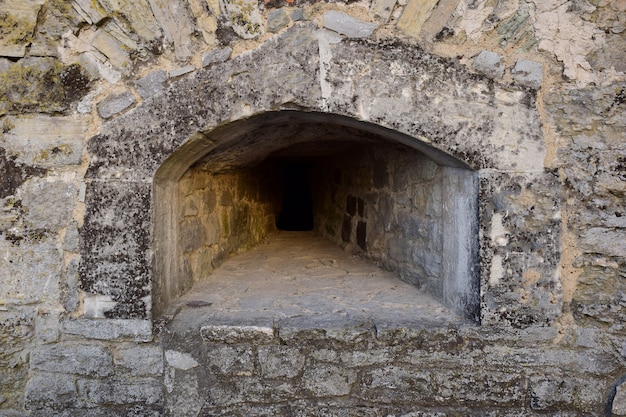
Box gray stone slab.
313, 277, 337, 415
30, 343, 113, 377
169, 65, 195, 78
115, 345, 164, 376
512, 58, 543, 89
614, 382, 626, 416
323, 11, 378, 38
61, 319, 152, 341
472, 50, 504, 78
267, 9, 290, 33
97, 91, 136, 119
201, 47, 232, 67
135, 70, 168, 99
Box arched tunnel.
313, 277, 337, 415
154, 111, 480, 322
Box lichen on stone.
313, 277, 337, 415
0, 59, 90, 115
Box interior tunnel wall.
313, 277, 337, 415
311, 143, 446, 300
178, 162, 282, 286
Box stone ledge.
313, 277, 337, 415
61, 319, 152, 342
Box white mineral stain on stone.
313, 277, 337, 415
489, 254, 504, 286
83, 294, 118, 318
315, 29, 342, 111
165, 350, 199, 370
531, 0, 603, 85
490, 212, 509, 246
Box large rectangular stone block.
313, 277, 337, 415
30, 343, 113, 377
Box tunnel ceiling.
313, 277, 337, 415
192, 112, 470, 173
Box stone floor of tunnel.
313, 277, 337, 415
166, 231, 465, 331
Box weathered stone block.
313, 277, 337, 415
473, 50, 505, 78
357, 365, 433, 404
115, 345, 164, 376
165, 349, 199, 370
135, 70, 168, 99
1, 115, 88, 168
169, 65, 195, 78
206, 345, 254, 375
512, 59, 543, 89
370, 0, 397, 23
0, 308, 35, 411
267, 9, 290, 33
91, 29, 131, 70
201, 47, 232, 68
201, 323, 275, 344
614, 381, 626, 416
147, 0, 194, 60
0, 238, 62, 304
30, 343, 113, 377
396, 0, 438, 37
79, 181, 152, 319
302, 364, 356, 397
222, 0, 264, 39
97, 91, 136, 119
76, 377, 163, 405
21, 178, 76, 230
61, 319, 152, 341
529, 374, 606, 412
0, 0, 46, 57
258, 346, 305, 378
323, 11, 378, 38
278, 315, 373, 345
0, 59, 90, 116
24, 373, 76, 410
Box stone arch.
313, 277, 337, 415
79, 23, 547, 324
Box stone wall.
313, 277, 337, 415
0, 0, 624, 414
312, 143, 447, 298
178, 162, 282, 294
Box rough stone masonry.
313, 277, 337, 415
0, 0, 625, 416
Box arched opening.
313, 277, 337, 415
153, 111, 480, 322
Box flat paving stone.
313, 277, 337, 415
168, 231, 463, 331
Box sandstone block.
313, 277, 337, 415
0, 0, 46, 57
396, 0, 438, 38
97, 91, 135, 119
323, 11, 378, 38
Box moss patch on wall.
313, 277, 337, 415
0, 59, 90, 116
